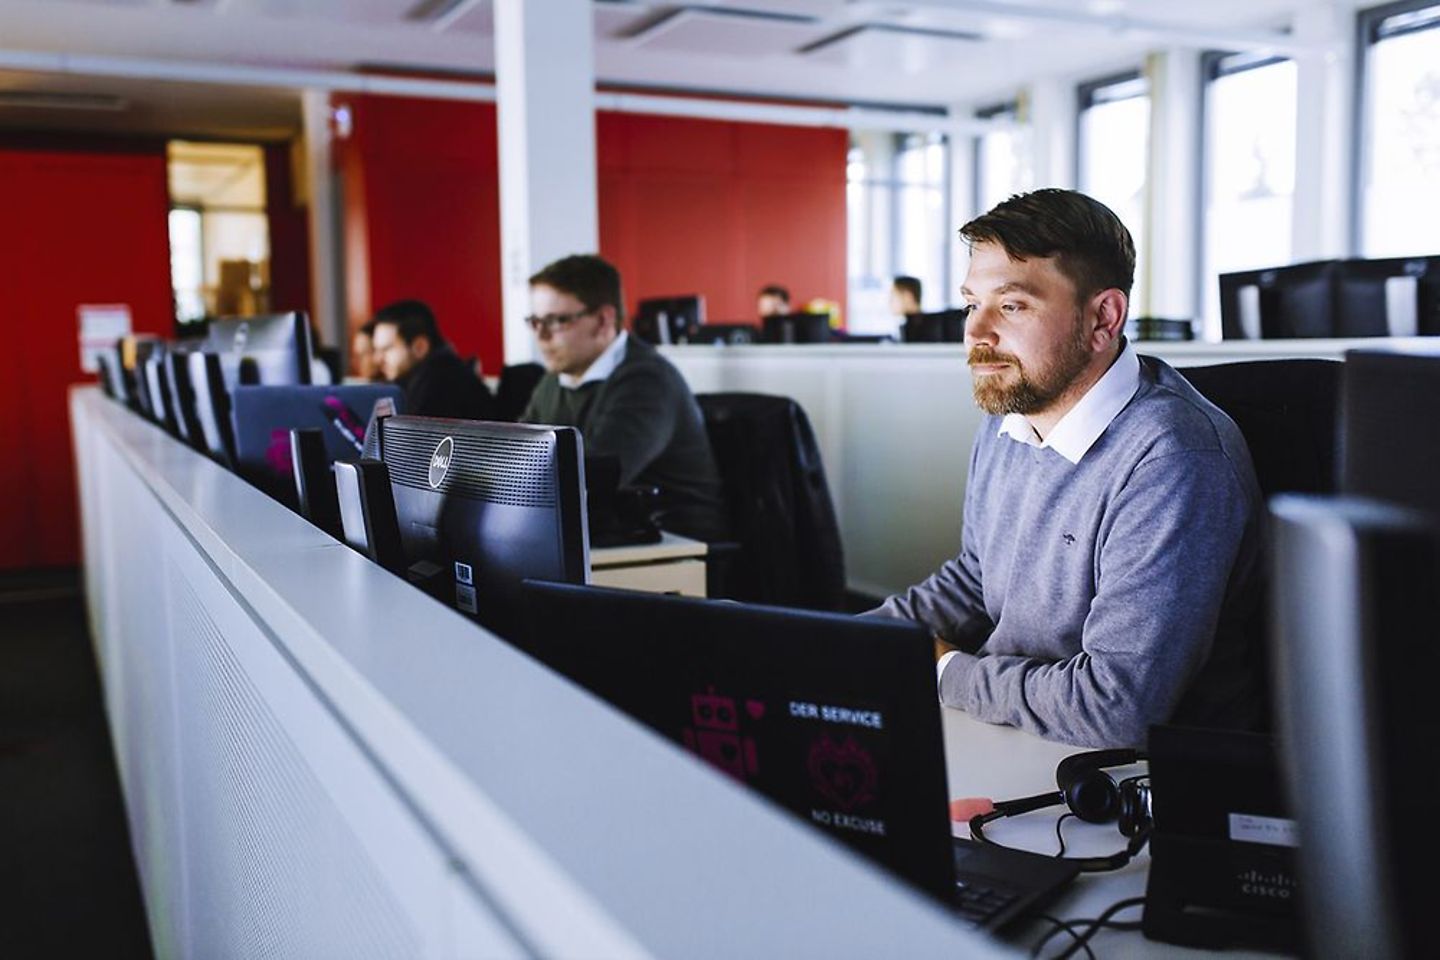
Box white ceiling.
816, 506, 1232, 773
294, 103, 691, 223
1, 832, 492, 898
0, 0, 1338, 139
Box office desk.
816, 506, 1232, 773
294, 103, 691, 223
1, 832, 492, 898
590, 532, 707, 596
942, 709, 1288, 959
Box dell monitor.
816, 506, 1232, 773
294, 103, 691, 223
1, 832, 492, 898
204, 312, 315, 388
376, 415, 589, 639
230, 384, 404, 508
1219, 260, 1339, 340
901, 310, 968, 343
762, 312, 832, 344
1339, 347, 1440, 519
1269, 495, 1440, 960
633, 296, 704, 345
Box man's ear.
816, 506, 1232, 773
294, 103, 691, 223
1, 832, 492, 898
411, 334, 433, 361
598, 304, 621, 333
1088, 288, 1129, 352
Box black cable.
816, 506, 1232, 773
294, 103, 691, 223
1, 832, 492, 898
1031, 915, 1096, 960
1052, 896, 1147, 960
1053, 812, 1074, 857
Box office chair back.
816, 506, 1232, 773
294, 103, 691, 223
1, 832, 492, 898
1177, 358, 1342, 734
1178, 359, 1341, 498
496, 362, 546, 422
696, 393, 846, 611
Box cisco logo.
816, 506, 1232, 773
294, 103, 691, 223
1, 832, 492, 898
428, 437, 454, 488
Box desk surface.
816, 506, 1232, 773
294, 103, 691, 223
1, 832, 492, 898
941, 709, 1288, 959
590, 531, 707, 566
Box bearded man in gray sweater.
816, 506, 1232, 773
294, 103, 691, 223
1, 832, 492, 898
873, 189, 1264, 749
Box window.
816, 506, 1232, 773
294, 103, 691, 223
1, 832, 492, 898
167, 141, 270, 325
974, 101, 1034, 216
1078, 72, 1150, 316
1357, 1, 1440, 257
1200, 52, 1298, 339
847, 131, 951, 334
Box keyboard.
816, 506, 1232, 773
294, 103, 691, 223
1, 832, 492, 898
950, 837, 1081, 930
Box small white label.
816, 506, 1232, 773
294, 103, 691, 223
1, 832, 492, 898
1229, 813, 1299, 849
455, 583, 478, 615
454, 562, 473, 586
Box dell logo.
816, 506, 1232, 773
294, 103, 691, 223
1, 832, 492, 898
428, 437, 454, 489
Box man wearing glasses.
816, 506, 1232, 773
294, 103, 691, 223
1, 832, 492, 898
521, 254, 729, 543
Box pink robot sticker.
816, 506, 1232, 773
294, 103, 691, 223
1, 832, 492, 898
681, 687, 764, 784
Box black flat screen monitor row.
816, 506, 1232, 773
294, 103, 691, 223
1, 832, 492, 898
630, 296, 968, 346
1219, 255, 1440, 340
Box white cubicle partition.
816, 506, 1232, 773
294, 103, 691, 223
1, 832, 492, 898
664, 338, 1400, 598
71, 387, 998, 959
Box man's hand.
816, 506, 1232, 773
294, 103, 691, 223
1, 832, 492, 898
934, 634, 959, 662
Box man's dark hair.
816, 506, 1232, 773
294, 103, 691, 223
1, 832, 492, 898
893, 275, 922, 303
358, 319, 377, 337
530, 254, 625, 328
960, 188, 1135, 303
759, 284, 790, 304
373, 299, 445, 347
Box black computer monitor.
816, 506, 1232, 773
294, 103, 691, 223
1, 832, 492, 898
1269, 494, 1440, 960
204, 312, 315, 388
1334, 256, 1440, 338
1339, 348, 1440, 519
162, 347, 205, 451
901, 310, 968, 343
687, 323, 759, 345
1219, 260, 1339, 340
376, 415, 589, 638
518, 581, 956, 899
142, 350, 180, 437
762, 312, 833, 344
633, 296, 705, 345
230, 384, 404, 508
186, 351, 237, 466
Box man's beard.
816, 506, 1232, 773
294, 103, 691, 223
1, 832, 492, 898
969, 318, 1093, 416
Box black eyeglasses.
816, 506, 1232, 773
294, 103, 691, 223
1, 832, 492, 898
525, 310, 593, 333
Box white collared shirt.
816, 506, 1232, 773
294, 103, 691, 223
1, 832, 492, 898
994, 338, 1141, 465
559, 330, 629, 390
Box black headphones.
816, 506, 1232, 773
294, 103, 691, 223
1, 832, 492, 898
969, 748, 1152, 872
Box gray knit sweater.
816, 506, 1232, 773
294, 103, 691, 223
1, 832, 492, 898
874, 355, 1265, 748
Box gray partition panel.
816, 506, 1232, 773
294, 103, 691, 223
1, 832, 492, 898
72, 387, 996, 959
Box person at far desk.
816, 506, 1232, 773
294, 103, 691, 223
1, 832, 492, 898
521, 254, 729, 543
757, 284, 791, 318
372, 299, 495, 419
871, 189, 1264, 749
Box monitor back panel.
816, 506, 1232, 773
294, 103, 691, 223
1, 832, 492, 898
380, 417, 588, 637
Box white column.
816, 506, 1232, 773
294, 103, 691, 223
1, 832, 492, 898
301, 89, 343, 350
1146, 49, 1202, 324
1291, 3, 1354, 261
1025, 78, 1076, 190
948, 104, 977, 304
494, 0, 599, 365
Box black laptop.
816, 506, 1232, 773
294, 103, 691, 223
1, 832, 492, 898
519, 581, 1078, 929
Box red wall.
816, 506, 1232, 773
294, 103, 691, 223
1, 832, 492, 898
597, 113, 848, 325
335, 96, 848, 367
0, 139, 173, 570
334, 94, 505, 374
264, 142, 314, 318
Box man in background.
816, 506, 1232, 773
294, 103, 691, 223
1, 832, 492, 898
372, 299, 494, 420
757, 284, 791, 318
350, 320, 378, 381
890, 275, 922, 317
522, 254, 728, 543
